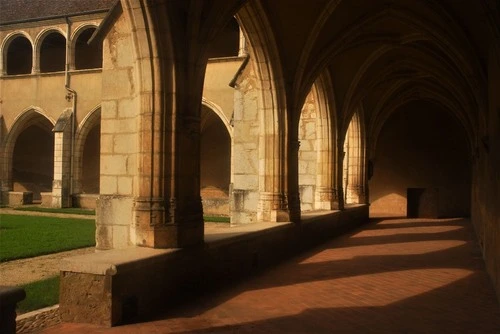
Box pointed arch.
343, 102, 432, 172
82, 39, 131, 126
236, 1, 290, 222
74, 106, 101, 194
1, 108, 55, 199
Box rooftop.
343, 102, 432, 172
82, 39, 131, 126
0, 0, 116, 25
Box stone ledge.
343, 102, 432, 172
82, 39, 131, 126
59, 205, 369, 327
61, 247, 178, 276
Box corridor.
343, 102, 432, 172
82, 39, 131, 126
44, 217, 500, 333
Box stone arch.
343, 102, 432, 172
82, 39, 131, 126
236, 2, 290, 222
342, 108, 366, 205
1, 108, 55, 200
368, 85, 475, 160
1, 32, 33, 75
72, 25, 102, 70
35, 29, 66, 73
201, 98, 232, 136
74, 106, 101, 195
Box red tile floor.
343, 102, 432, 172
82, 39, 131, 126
43, 218, 500, 333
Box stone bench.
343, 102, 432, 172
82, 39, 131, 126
8, 191, 33, 205
0, 286, 26, 334
40, 192, 52, 207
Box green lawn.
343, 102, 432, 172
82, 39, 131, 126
204, 215, 230, 223
13, 206, 96, 215
0, 214, 95, 262
18, 276, 60, 314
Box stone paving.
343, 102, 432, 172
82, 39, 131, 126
42, 217, 500, 333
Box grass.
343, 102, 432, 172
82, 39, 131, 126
17, 276, 60, 314
0, 214, 95, 262
13, 206, 96, 215
204, 215, 230, 223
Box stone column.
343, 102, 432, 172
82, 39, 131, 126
287, 139, 301, 222
52, 110, 73, 208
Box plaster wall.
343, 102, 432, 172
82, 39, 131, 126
1, 71, 101, 127
369, 102, 471, 218
204, 58, 244, 121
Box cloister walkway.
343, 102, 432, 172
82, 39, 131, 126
43, 217, 500, 333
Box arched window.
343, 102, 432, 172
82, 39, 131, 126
40, 32, 66, 73
5, 35, 32, 75
74, 27, 102, 70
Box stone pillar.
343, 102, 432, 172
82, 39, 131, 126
315, 186, 339, 210
257, 192, 289, 222
287, 138, 301, 222
52, 110, 73, 208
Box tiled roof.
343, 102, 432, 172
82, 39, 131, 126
0, 0, 117, 25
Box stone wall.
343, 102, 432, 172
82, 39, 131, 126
471, 44, 500, 302
96, 9, 137, 249
369, 102, 471, 218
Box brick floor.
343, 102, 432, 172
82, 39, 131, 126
42, 218, 500, 333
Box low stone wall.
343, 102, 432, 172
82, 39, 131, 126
59, 205, 368, 326
16, 305, 61, 333
72, 194, 98, 209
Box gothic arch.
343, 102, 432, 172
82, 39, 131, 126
201, 98, 232, 136
1, 108, 55, 198
236, 2, 291, 222
74, 106, 101, 194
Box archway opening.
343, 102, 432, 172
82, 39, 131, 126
75, 27, 102, 70
12, 120, 54, 201
81, 123, 101, 194
200, 105, 231, 216
6, 35, 32, 75
343, 111, 364, 205
298, 89, 318, 211
206, 17, 239, 59
369, 101, 471, 218
40, 32, 66, 73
